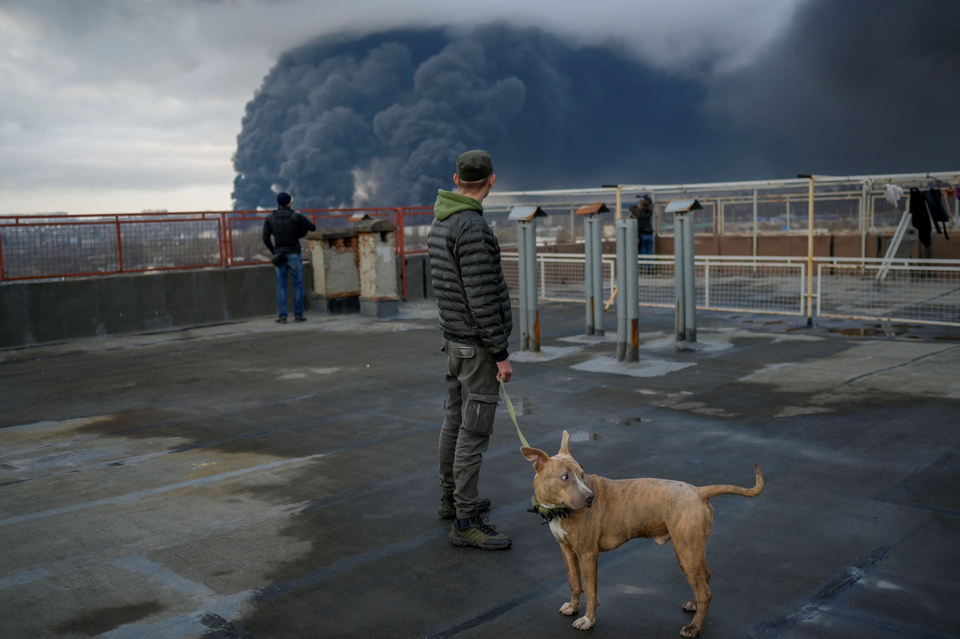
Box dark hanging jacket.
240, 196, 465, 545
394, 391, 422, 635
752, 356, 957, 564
428, 190, 512, 361
262, 206, 316, 255
909, 188, 933, 247
924, 189, 950, 240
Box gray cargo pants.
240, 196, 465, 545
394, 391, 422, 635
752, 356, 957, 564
438, 338, 501, 520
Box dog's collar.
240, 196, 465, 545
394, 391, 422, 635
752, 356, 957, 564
527, 496, 571, 523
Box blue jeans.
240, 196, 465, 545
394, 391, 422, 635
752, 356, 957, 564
275, 252, 304, 318
639, 233, 654, 255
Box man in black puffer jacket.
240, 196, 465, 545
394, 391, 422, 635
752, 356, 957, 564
428, 150, 514, 551
262, 192, 316, 323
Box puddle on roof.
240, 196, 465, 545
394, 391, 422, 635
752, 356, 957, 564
506, 397, 536, 415
569, 431, 604, 442
825, 325, 909, 337
604, 417, 643, 427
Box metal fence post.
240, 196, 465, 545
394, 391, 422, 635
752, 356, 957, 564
576, 204, 609, 337
804, 175, 815, 326
682, 213, 697, 344
526, 219, 540, 352
615, 219, 627, 361
752, 188, 758, 265
667, 199, 703, 347
510, 207, 547, 351
115, 216, 124, 273
591, 217, 604, 335
584, 215, 595, 334
516, 221, 529, 351
704, 261, 711, 309
674, 214, 687, 343
624, 216, 639, 361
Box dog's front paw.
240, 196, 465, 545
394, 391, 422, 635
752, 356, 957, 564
682, 600, 697, 612
560, 602, 579, 616
680, 622, 701, 637
572, 615, 595, 630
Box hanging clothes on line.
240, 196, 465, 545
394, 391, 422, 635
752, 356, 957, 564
924, 188, 950, 240
941, 187, 956, 224
884, 184, 903, 209
909, 188, 934, 247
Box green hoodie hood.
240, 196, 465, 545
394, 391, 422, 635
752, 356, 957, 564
434, 189, 483, 221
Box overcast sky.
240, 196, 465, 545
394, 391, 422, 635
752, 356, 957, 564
0, 0, 804, 214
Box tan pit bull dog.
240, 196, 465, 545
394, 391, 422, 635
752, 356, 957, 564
521, 431, 763, 637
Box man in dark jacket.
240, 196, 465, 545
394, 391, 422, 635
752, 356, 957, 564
262, 192, 316, 323
637, 193, 655, 255
428, 150, 513, 550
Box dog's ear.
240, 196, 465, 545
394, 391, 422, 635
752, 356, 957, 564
559, 430, 571, 456
521, 447, 549, 472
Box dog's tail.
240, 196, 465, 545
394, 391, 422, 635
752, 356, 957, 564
699, 464, 763, 500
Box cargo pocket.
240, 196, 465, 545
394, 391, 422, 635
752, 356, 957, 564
464, 392, 499, 436
449, 343, 476, 359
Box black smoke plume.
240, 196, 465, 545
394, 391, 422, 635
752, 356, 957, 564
232, 4, 960, 210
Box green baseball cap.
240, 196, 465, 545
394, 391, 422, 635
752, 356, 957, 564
456, 150, 494, 182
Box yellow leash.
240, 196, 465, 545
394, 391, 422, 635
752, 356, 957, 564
500, 377, 530, 448
502, 377, 573, 522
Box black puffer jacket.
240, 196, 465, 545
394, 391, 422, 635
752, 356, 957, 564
262, 206, 316, 255
428, 191, 512, 359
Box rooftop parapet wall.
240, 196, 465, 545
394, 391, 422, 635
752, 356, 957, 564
0, 265, 313, 349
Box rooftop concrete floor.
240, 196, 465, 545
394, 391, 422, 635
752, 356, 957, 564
1, 302, 959, 639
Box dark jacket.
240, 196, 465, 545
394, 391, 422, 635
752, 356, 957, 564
924, 188, 950, 240
629, 204, 654, 236
910, 188, 934, 247
638, 209, 654, 235
262, 206, 316, 255
428, 190, 512, 360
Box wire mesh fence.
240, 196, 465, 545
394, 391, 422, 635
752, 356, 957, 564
818, 261, 960, 326
500, 254, 806, 316
501, 253, 615, 303
702, 259, 805, 315
484, 173, 959, 242
120, 219, 221, 271
0, 217, 223, 280
0, 221, 120, 279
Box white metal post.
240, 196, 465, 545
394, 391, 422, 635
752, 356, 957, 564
704, 262, 711, 308
860, 181, 868, 263
516, 222, 529, 350
525, 218, 540, 352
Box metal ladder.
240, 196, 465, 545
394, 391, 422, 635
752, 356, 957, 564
876, 202, 912, 283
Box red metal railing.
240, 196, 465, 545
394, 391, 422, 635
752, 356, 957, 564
222, 209, 395, 267
0, 207, 447, 300
0, 208, 403, 282
0, 212, 226, 281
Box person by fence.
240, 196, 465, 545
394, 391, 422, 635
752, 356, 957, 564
262, 192, 316, 323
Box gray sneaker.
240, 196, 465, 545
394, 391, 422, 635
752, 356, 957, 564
448, 517, 511, 550
438, 495, 491, 519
